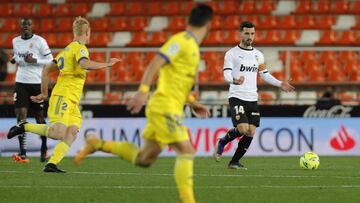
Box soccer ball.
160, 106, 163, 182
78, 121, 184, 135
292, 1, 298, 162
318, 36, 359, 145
299, 152, 320, 170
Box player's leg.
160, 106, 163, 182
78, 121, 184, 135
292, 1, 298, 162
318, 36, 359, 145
228, 102, 259, 169
213, 98, 245, 161
171, 140, 196, 203
32, 83, 48, 162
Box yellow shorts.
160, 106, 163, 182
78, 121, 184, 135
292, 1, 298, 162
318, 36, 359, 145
47, 95, 82, 128
142, 111, 189, 149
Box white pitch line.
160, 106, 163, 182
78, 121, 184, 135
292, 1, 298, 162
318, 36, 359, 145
0, 185, 360, 189
1, 170, 360, 180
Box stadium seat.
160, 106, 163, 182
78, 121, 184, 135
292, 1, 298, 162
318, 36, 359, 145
128, 32, 148, 47
33, 4, 53, 17
38, 19, 54, 33
56, 33, 73, 48
296, 15, 316, 29
258, 16, 278, 29
279, 30, 300, 45
103, 92, 122, 104
90, 33, 112, 47
90, 52, 106, 62
349, 0, 360, 14
258, 91, 276, 105
223, 30, 240, 45
347, 69, 360, 81
166, 17, 186, 31
223, 15, 241, 30
210, 16, 223, 30
162, 1, 182, 15
56, 18, 73, 32
108, 3, 126, 16
319, 51, 337, 62
202, 31, 223, 46
13, 4, 32, 17
277, 16, 297, 29
261, 30, 281, 45
108, 17, 127, 31
218, 1, 239, 15
299, 51, 317, 61
198, 71, 209, 83
5, 72, 16, 82
91, 18, 109, 32
145, 52, 156, 63
183, 1, 196, 15
42, 33, 57, 47
243, 16, 260, 27
110, 51, 125, 60
316, 15, 336, 29
0, 18, 19, 32
312, 0, 330, 14
0, 4, 13, 17
291, 68, 305, 82
339, 51, 358, 61
71, 3, 91, 17
239, 0, 255, 14
337, 31, 357, 45
4, 33, 17, 48
316, 31, 338, 45
256, 0, 276, 14
127, 17, 148, 31
147, 32, 167, 46
86, 69, 106, 83
145, 2, 161, 16
332, 0, 349, 14
127, 52, 143, 62
203, 51, 222, 62
54, 4, 71, 17
327, 68, 346, 82
127, 2, 144, 16
293, 1, 312, 14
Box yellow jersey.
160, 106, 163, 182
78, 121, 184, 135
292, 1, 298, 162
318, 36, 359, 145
147, 31, 200, 116
52, 41, 89, 103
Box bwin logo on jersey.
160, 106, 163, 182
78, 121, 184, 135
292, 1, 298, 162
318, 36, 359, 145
239, 64, 258, 72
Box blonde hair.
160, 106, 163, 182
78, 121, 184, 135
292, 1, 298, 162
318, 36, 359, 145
73, 16, 90, 36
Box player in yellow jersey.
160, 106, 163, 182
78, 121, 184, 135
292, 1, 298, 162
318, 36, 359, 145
74, 4, 212, 203
7, 17, 120, 173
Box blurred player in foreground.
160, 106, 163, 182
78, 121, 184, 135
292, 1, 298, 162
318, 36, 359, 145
7, 17, 120, 173
75, 4, 213, 203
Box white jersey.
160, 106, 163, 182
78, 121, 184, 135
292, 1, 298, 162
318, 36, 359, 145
223, 45, 265, 102
12, 34, 53, 84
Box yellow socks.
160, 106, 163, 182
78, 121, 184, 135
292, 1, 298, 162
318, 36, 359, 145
102, 141, 139, 164
48, 142, 70, 165
175, 154, 195, 203
24, 124, 50, 137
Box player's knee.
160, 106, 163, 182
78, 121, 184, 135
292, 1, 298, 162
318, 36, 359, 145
237, 126, 249, 135
247, 129, 256, 137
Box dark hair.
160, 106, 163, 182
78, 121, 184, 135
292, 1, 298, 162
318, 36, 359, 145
240, 21, 255, 31
188, 4, 213, 27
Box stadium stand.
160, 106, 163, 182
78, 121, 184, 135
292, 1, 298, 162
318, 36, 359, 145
0, 0, 359, 105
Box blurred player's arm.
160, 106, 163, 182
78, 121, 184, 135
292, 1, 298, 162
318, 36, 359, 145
78, 58, 120, 70
187, 94, 210, 119
30, 61, 58, 103
223, 52, 244, 85
126, 55, 165, 114
258, 64, 294, 92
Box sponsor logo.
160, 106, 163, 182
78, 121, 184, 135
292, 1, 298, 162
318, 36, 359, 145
251, 112, 260, 116
239, 64, 258, 72
329, 125, 356, 151
303, 105, 352, 118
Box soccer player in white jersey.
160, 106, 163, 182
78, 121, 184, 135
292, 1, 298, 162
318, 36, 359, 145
11, 19, 53, 163
213, 21, 295, 169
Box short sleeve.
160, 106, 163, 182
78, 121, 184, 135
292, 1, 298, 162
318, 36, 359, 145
159, 36, 181, 64
223, 51, 234, 71
39, 37, 52, 57
75, 44, 89, 64
258, 51, 265, 65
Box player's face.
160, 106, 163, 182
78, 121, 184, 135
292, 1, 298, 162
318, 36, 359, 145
20, 19, 33, 37
241, 27, 255, 47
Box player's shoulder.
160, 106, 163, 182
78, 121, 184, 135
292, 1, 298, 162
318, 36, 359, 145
225, 45, 239, 56
32, 34, 47, 43
253, 47, 264, 56
12, 35, 22, 43
170, 31, 197, 44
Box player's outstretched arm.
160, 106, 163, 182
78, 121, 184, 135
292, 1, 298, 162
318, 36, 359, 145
79, 58, 120, 70
259, 68, 295, 92
30, 62, 58, 103
126, 55, 165, 114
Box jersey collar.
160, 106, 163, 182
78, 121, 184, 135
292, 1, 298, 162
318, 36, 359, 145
237, 45, 254, 51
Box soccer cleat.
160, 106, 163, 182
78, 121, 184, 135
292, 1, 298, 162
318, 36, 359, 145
12, 154, 30, 163
213, 140, 224, 162
7, 121, 27, 139
43, 163, 66, 173
74, 135, 102, 165
40, 151, 48, 162
228, 162, 247, 170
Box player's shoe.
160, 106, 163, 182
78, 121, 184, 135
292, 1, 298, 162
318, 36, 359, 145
74, 135, 102, 165
7, 121, 27, 139
213, 140, 224, 162
228, 162, 247, 170
40, 151, 48, 162
43, 163, 66, 173
12, 154, 30, 163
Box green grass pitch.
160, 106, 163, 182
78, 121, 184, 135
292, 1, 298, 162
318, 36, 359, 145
1, 156, 360, 203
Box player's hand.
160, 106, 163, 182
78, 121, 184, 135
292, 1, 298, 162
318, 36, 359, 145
233, 76, 245, 85
191, 101, 210, 119
281, 80, 295, 92
24, 53, 37, 64
108, 58, 121, 66
30, 93, 47, 103
126, 92, 149, 114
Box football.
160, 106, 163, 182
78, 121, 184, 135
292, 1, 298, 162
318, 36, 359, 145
300, 152, 320, 170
